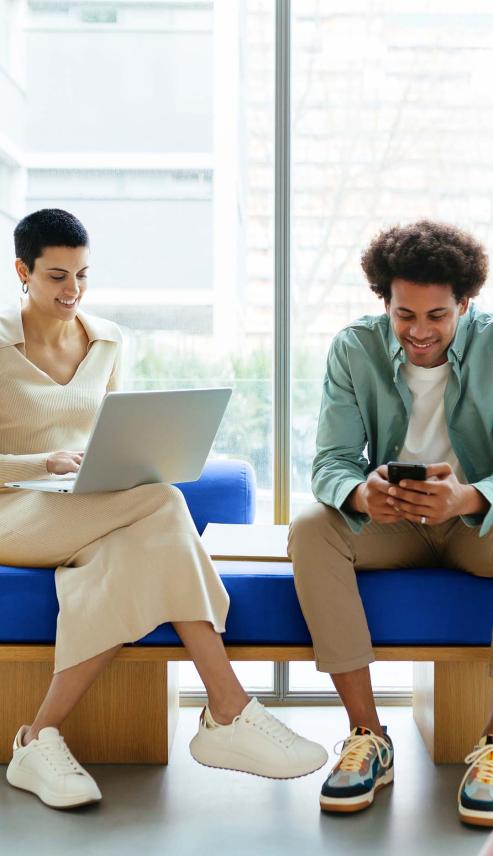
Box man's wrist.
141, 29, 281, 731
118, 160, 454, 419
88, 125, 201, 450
458, 484, 490, 516
345, 482, 368, 514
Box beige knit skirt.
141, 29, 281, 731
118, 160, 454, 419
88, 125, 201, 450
0, 483, 229, 672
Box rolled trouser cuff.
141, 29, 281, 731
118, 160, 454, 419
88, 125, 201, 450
316, 649, 375, 675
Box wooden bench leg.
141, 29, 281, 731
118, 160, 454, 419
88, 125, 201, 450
413, 661, 492, 763
0, 659, 179, 764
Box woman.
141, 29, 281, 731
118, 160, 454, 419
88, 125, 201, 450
3, 209, 327, 809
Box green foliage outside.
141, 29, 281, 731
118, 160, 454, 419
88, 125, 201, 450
130, 337, 327, 493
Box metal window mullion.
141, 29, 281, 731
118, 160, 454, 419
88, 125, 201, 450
273, 661, 284, 699
278, 661, 290, 700
180, 3, 291, 706
274, 0, 291, 525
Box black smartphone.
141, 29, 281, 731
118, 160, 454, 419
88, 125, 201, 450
387, 461, 427, 484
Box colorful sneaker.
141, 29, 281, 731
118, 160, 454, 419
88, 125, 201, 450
190, 697, 328, 779
458, 734, 493, 827
320, 726, 394, 813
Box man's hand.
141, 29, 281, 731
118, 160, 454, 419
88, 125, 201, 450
386, 462, 482, 525
349, 465, 404, 524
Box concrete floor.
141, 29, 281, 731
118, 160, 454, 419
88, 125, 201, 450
0, 705, 490, 856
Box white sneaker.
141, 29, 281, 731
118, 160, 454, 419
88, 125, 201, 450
6, 725, 102, 809
189, 697, 328, 779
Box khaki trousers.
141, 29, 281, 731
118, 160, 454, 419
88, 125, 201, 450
288, 503, 493, 676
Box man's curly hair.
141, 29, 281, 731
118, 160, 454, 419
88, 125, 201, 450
361, 220, 488, 302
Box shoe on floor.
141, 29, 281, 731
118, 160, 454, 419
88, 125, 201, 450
458, 734, 493, 827
320, 725, 394, 813
6, 725, 102, 809
189, 696, 328, 779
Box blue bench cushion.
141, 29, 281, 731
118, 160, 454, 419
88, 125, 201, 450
0, 458, 491, 648
0, 564, 491, 647
175, 459, 256, 535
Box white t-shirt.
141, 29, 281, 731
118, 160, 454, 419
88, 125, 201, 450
398, 360, 466, 483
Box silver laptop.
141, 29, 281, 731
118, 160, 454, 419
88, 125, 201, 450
5, 387, 232, 494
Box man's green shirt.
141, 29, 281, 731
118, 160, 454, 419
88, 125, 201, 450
312, 302, 493, 536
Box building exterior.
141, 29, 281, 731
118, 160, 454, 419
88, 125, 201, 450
2, 0, 493, 511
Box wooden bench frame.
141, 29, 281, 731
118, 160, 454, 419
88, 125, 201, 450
1, 643, 490, 765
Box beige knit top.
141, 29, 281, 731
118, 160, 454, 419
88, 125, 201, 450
0, 301, 122, 488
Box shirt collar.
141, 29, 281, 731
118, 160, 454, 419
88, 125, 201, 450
387, 320, 404, 364
0, 300, 121, 349
446, 308, 470, 363
387, 307, 471, 372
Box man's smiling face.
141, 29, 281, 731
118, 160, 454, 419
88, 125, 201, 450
386, 278, 469, 368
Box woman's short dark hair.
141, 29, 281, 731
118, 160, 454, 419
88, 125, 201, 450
361, 220, 488, 302
14, 208, 89, 272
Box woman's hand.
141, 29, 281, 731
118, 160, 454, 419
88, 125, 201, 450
46, 451, 84, 475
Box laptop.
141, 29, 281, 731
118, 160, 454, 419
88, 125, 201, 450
5, 387, 232, 494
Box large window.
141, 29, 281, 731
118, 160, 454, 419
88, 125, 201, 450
290, 0, 493, 695
1, 0, 277, 700
3, 0, 491, 701
291, 0, 493, 516
2, 0, 275, 521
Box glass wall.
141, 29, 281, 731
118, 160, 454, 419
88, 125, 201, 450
290, 0, 493, 694
291, 0, 493, 516
0, 0, 25, 278
1, 0, 276, 698
3, 0, 275, 521
3, 0, 491, 699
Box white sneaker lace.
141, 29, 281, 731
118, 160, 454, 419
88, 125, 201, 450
334, 732, 391, 773
458, 743, 493, 806
39, 735, 85, 777
235, 701, 298, 748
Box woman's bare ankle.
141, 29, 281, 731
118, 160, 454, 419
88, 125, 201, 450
208, 692, 250, 725
22, 727, 37, 746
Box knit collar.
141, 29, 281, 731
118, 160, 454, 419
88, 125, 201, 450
0, 299, 121, 349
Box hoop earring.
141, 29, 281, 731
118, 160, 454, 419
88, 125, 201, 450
21, 282, 29, 294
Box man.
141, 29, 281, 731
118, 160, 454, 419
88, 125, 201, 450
288, 220, 493, 826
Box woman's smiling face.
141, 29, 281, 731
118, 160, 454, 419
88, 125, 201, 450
16, 245, 89, 319
386, 278, 469, 368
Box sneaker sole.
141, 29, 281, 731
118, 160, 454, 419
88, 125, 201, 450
6, 766, 101, 809
458, 805, 493, 828
319, 767, 394, 813
190, 745, 328, 780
